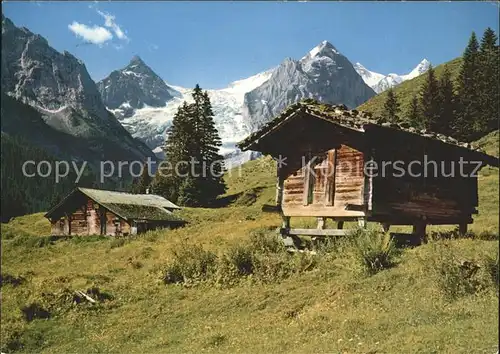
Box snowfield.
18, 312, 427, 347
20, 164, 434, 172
112, 69, 274, 162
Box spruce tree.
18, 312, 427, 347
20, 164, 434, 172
154, 85, 226, 206
456, 32, 481, 141
436, 67, 456, 136
153, 102, 193, 202
478, 27, 499, 133
419, 64, 440, 131
406, 94, 422, 129
199, 90, 226, 202
383, 88, 400, 123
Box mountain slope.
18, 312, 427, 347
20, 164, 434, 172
242, 41, 376, 131
1, 16, 155, 165
357, 57, 462, 117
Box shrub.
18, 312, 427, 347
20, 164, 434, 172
249, 228, 286, 254
253, 252, 297, 283
163, 242, 217, 284
226, 244, 255, 276
348, 228, 398, 275
429, 244, 489, 300
484, 252, 499, 291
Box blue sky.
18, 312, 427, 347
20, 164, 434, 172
3, 1, 499, 89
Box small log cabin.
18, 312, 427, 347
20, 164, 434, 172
237, 99, 499, 240
45, 187, 185, 236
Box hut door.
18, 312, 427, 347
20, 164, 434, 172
324, 150, 337, 206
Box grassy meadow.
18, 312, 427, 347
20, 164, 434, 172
1, 134, 499, 353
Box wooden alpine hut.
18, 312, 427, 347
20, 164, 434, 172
237, 99, 499, 241
45, 187, 184, 236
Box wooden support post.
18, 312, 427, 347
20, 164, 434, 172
412, 221, 427, 242
381, 222, 391, 233
282, 216, 290, 230
357, 218, 367, 229
276, 173, 284, 207
317, 217, 326, 230
337, 221, 344, 230
458, 222, 468, 236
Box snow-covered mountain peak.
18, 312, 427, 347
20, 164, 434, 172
355, 58, 431, 93
404, 58, 431, 80
353, 62, 386, 88
303, 40, 339, 61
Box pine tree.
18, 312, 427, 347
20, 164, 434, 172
383, 88, 400, 123
419, 64, 440, 131
478, 27, 499, 133
406, 94, 422, 129
436, 67, 456, 136
456, 32, 481, 141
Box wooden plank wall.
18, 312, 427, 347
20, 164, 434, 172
333, 145, 364, 207
281, 144, 366, 217
368, 126, 479, 224
50, 196, 132, 236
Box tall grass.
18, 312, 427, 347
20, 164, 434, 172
346, 228, 399, 275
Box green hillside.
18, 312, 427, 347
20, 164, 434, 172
358, 57, 463, 117
1, 136, 498, 353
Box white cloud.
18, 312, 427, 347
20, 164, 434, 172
68, 22, 113, 45
97, 10, 129, 41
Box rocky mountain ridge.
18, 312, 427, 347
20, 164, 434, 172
1, 15, 155, 169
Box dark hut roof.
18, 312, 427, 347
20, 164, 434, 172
45, 187, 184, 222
237, 99, 499, 166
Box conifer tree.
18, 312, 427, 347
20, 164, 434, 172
154, 85, 226, 206
478, 27, 499, 133
436, 67, 456, 136
406, 94, 422, 129
419, 64, 440, 131
131, 162, 152, 194
456, 32, 481, 141
383, 88, 400, 123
